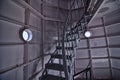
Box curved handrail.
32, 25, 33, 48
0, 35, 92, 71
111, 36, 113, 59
61, 0, 92, 80
73, 67, 91, 77
73, 67, 92, 80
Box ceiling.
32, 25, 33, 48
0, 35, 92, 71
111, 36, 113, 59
88, 0, 120, 26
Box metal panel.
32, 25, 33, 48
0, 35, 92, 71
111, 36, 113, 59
90, 27, 104, 37
89, 37, 106, 47
104, 9, 120, 25
77, 40, 87, 48
0, 20, 23, 43
0, 45, 24, 71
44, 20, 58, 45
76, 49, 89, 58
91, 48, 108, 57
112, 69, 120, 80
106, 23, 120, 36
59, 9, 68, 21
111, 59, 120, 69
29, 13, 41, 28
59, 0, 69, 9
92, 59, 109, 67
0, 0, 25, 22
108, 36, 120, 46
27, 60, 39, 78
44, 0, 58, 7
28, 44, 40, 61
88, 18, 102, 28
43, 5, 59, 19
0, 67, 23, 80
102, 16, 113, 79
110, 48, 120, 57
44, 20, 58, 30
75, 59, 89, 68
93, 69, 111, 79
30, 0, 42, 13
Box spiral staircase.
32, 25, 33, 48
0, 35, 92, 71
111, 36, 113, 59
39, 0, 103, 80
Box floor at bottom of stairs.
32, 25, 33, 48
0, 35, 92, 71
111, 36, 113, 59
40, 74, 65, 80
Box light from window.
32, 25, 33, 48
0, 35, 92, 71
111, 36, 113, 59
22, 29, 33, 41
84, 31, 92, 38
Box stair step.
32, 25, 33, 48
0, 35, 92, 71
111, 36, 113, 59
45, 63, 64, 71
51, 54, 71, 60
56, 46, 74, 50
66, 30, 78, 36
40, 74, 65, 80
60, 38, 76, 42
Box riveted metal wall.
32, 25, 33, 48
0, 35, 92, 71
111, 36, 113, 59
0, 0, 120, 80
75, 6, 120, 80
105, 9, 120, 80
0, 0, 42, 80
0, 0, 69, 80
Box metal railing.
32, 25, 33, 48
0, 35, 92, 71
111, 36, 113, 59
61, 0, 104, 79
40, 0, 104, 80
73, 67, 92, 80
61, 0, 92, 80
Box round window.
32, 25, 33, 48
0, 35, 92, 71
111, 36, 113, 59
22, 29, 33, 41
84, 31, 92, 38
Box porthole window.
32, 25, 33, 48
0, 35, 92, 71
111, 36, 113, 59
84, 31, 92, 38
22, 29, 33, 41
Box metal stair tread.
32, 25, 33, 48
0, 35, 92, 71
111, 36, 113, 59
66, 30, 79, 36
41, 74, 65, 80
60, 38, 76, 42
51, 54, 71, 60
45, 63, 64, 71
56, 46, 74, 50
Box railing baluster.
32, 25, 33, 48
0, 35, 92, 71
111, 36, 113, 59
86, 71, 88, 80
90, 68, 92, 80
73, 68, 92, 80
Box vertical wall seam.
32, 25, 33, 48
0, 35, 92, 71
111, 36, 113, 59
101, 17, 113, 80
23, 0, 31, 80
